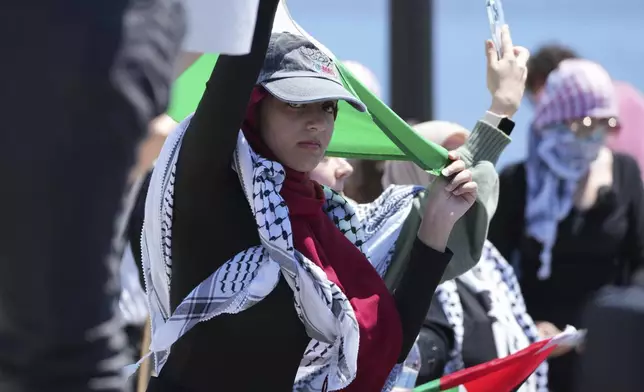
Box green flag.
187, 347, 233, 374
168, 1, 448, 173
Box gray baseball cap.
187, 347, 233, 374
257, 32, 367, 112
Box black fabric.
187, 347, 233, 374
416, 282, 499, 386
0, 1, 184, 391
416, 297, 453, 385
489, 153, 644, 392
126, 1, 452, 390
458, 283, 499, 369
575, 286, 644, 392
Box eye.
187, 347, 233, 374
287, 103, 305, 109
322, 101, 337, 114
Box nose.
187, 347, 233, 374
335, 158, 354, 180
305, 106, 331, 132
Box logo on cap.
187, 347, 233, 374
299, 47, 338, 78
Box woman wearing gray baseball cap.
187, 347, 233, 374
130, 1, 530, 390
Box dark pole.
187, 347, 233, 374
389, 0, 433, 123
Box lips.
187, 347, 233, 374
297, 140, 322, 149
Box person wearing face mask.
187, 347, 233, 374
525, 44, 644, 181
489, 59, 644, 392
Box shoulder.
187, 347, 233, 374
499, 161, 526, 181
613, 152, 643, 177
612, 152, 644, 203
496, 161, 527, 198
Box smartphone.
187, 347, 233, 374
486, 0, 505, 58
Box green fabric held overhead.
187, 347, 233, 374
168, 53, 449, 174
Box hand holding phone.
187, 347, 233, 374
484, 23, 530, 118
486, 0, 506, 58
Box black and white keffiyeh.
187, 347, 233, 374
119, 244, 149, 326
128, 114, 425, 391
435, 241, 548, 392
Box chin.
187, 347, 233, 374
282, 150, 326, 173
287, 161, 320, 173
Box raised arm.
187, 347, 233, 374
167, 0, 280, 308
174, 0, 279, 205
435, 118, 510, 281
393, 238, 452, 362
389, 26, 530, 361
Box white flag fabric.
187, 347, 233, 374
182, 0, 260, 55
273, 1, 336, 59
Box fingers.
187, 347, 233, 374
445, 168, 473, 192
453, 180, 477, 196
443, 154, 477, 198
441, 158, 465, 177
485, 39, 498, 66
513, 46, 530, 65
500, 25, 514, 59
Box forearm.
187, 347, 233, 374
174, 0, 279, 219
458, 117, 511, 167
394, 239, 452, 362
435, 117, 512, 282
417, 218, 453, 253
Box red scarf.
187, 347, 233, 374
242, 88, 403, 390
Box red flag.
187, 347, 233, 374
415, 327, 586, 392
442, 339, 553, 391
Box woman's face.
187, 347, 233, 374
259, 95, 337, 173
309, 157, 354, 193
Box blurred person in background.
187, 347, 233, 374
606, 82, 644, 180
340, 60, 387, 203
382, 122, 553, 392
0, 2, 184, 392
128, 114, 179, 184
525, 43, 579, 105
309, 156, 355, 195
526, 43, 644, 179
489, 59, 644, 392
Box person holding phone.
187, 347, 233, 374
489, 59, 644, 392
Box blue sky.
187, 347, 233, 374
289, 0, 644, 168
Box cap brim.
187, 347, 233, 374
262, 76, 367, 112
